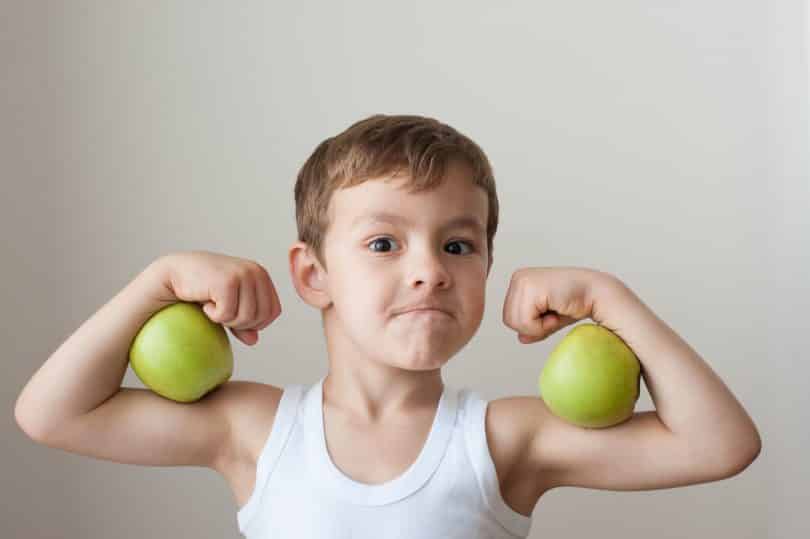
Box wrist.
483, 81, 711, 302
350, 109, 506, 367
589, 270, 634, 324
136, 256, 178, 304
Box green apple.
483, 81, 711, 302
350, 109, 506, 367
129, 302, 233, 403
539, 323, 641, 428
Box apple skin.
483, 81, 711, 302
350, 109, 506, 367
539, 323, 641, 429
129, 302, 233, 403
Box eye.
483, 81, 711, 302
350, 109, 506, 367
446, 240, 475, 255
367, 237, 399, 253
366, 237, 476, 255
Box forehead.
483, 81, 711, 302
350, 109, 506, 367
331, 167, 488, 234
350, 211, 485, 236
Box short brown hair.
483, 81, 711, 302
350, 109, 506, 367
294, 114, 499, 272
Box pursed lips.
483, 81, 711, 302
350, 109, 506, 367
399, 307, 451, 318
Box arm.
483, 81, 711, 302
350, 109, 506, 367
14, 258, 177, 437
13, 254, 279, 471
500, 268, 761, 492
594, 275, 762, 461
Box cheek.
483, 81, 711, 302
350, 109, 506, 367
460, 280, 487, 327
469, 290, 486, 322
334, 274, 392, 321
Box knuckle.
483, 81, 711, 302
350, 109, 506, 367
259, 304, 281, 330
256, 317, 274, 331
231, 266, 249, 282
248, 260, 265, 275
218, 306, 236, 323
222, 272, 241, 290
255, 264, 273, 286
211, 306, 229, 323
267, 300, 280, 322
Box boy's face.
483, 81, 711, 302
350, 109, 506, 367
313, 161, 491, 373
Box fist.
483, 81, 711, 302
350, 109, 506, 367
157, 250, 282, 346
502, 267, 611, 344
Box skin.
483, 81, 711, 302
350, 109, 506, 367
288, 161, 491, 426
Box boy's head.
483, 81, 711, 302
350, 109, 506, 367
294, 114, 498, 273
289, 114, 499, 372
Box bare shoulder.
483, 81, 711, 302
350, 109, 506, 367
209, 380, 284, 475
484, 395, 556, 516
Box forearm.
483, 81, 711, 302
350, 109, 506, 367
593, 274, 761, 459
14, 257, 176, 438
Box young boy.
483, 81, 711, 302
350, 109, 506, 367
15, 115, 761, 538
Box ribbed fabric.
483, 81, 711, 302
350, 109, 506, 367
236, 376, 532, 538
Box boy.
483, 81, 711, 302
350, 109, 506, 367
15, 115, 761, 538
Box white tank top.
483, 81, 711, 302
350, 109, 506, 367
236, 376, 533, 538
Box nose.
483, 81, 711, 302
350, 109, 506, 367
408, 246, 452, 290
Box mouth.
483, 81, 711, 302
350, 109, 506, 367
399, 308, 452, 318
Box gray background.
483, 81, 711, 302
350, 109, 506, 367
3, 1, 807, 537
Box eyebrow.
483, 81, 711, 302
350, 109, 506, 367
352, 212, 485, 235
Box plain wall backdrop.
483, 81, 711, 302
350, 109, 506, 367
3, 1, 807, 537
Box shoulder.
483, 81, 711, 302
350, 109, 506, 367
484, 395, 558, 494
207, 381, 286, 473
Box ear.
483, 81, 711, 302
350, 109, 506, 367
289, 241, 333, 309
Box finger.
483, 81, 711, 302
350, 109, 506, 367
203, 302, 217, 321
502, 274, 517, 329
207, 275, 240, 324
510, 279, 523, 332
252, 272, 270, 330
558, 314, 580, 329
232, 276, 258, 330
254, 268, 280, 331
231, 327, 258, 345
269, 272, 281, 318
504, 275, 528, 332
517, 283, 548, 337
519, 330, 546, 344
520, 313, 579, 343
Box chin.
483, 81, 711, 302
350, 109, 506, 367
384, 349, 455, 372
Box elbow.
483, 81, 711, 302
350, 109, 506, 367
741, 423, 763, 469
743, 432, 762, 469
14, 402, 35, 441
720, 433, 762, 479
721, 413, 763, 478
722, 451, 759, 479
14, 397, 48, 443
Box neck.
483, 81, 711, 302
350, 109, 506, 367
322, 366, 444, 423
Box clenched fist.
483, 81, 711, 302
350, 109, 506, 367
155, 250, 282, 346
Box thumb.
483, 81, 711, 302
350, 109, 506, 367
520, 312, 579, 343
203, 301, 218, 321
518, 312, 558, 343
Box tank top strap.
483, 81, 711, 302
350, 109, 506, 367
462, 390, 532, 538
236, 383, 305, 532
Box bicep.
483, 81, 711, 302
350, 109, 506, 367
31, 384, 235, 469
530, 405, 737, 492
